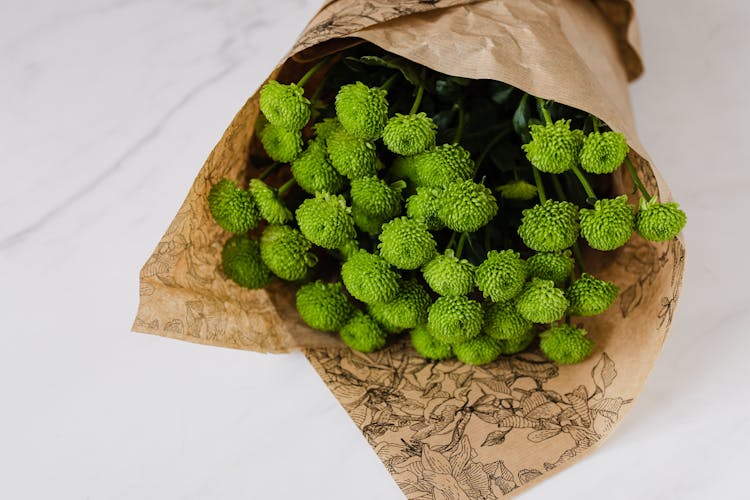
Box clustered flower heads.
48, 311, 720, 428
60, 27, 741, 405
204, 51, 686, 367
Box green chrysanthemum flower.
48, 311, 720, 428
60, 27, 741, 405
351, 205, 387, 235
313, 118, 341, 142
340, 250, 400, 304
290, 140, 346, 195
208, 179, 261, 233
567, 273, 619, 316
221, 234, 273, 289
368, 279, 431, 333
413, 144, 475, 187
382, 112, 437, 156
453, 335, 502, 366
378, 217, 436, 270
518, 200, 579, 252
410, 325, 453, 360
248, 179, 293, 224
526, 251, 575, 284
335, 82, 389, 141
422, 249, 475, 296
437, 180, 498, 232
516, 278, 569, 323
579, 195, 634, 250
427, 295, 484, 345
405, 187, 444, 230
389, 155, 421, 185
483, 301, 534, 341
258, 122, 303, 163
579, 131, 629, 174
259, 225, 317, 281
296, 281, 354, 332
326, 128, 378, 180
295, 193, 356, 250
475, 250, 527, 303
522, 119, 583, 174
539, 324, 594, 364
635, 197, 687, 242
496, 180, 538, 201
497, 329, 537, 355
350, 176, 403, 220
259, 80, 311, 131
339, 311, 388, 352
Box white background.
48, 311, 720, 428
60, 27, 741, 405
1, 1, 748, 498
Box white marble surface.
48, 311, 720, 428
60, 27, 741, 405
1, 0, 748, 498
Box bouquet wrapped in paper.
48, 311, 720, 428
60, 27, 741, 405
134, 0, 686, 496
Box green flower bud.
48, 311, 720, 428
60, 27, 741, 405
516, 278, 569, 323
259, 80, 311, 131
526, 251, 575, 284
291, 140, 346, 195
405, 187, 444, 230
259, 224, 317, 281
453, 335, 502, 365
208, 179, 260, 233
483, 301, 533, 341
422, 249, 475, 296
437, 180, 498, 232
378, 217, 436, 270
296, 281, 354, 332
496, 329, 537, 355
567, 273, 618, 316
635, 197, 687, 242
413, 144, 475, 187
518, 200, 579, 252
522, 119, 583, 174
382, 112, 437, 156
496, 179, 538, 201
539, 324, 594, 364
295, 193, 356, 250
221, 234, 272, 289
248, 179, 293, 225
326, 128, 378, 180
410, 325, 453, 360
475, 250, 527, 302
351, 205, 387, 235
368, 279, 430, 333
340, 250, 400, 304
350, 176, 403, 220
335, 82, 389, 141
579, 195, 634, 250
579, 131, 629, 174
313, 118, 341, 142
339, 311, 387, 352
428, 295, 484, 345
258, 122, 303, 163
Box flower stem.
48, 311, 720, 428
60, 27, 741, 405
536, 97, 553, 125
532, 166, 547, 203
476, 123, 512, 168
591, 115, 601, 133
278, 177, 297, 196
571, 241, 586, 274
570, 164, 597, 203
452, 104, 465, 145
297, 56, 330, 87
446, 232, 457, 252
625, 156, 652, 199
409, 81, 425, 115
259, 162, 281, 180
380, 73, 399, 91
550, 174, 566, 201
455, 232, 469, 259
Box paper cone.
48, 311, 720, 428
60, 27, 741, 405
134, 0, 686, 496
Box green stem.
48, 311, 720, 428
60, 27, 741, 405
570, 164, 597, 202
532, 166, 547, 203
550, 175, 566, 201
452, 104, 465, 145
278, 177, 297, 196
297, 56, 330, 87
476, 124, 512, 168
591, 115, 601, 133
380, 73, 399, 91
536, 97, 553, 125
455, 232, 469, 259
409, 81, 425, 115
625, 156, 652, 199
259, 162, 280, 180
446, 232, 458, 252
571, 242, 586, 274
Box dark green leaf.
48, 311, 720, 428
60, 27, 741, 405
350, 55, 421, 86
489, 81, 515, 105
513, 93, 532, 143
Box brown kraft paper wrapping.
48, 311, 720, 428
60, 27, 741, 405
133, 0, 686, 497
